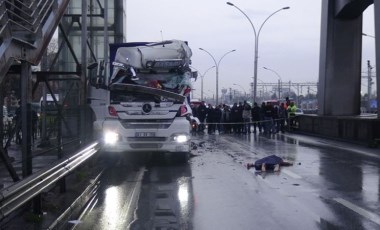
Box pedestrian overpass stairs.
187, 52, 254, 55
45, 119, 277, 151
0, 0, 71, 84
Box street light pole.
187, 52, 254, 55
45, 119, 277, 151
227, 2, 289, 103
263, 67, 282, 99
207, 90, 215, 103
233, 83, 247, 99
199, 48, 235, 105
201, 66, 216, 101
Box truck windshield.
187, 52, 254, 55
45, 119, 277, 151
110, 90, 179, 104
111, 71, 191, 94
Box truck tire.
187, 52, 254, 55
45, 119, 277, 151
174, 151, 189, 164
100, 151, 120, 166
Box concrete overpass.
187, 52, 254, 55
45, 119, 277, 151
318, 0, 379, 117
297, 0, 380, 146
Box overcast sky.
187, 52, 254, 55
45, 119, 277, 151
126, 0, 376, 98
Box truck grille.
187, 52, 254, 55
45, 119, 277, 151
121, 119, 173, 129
130, 143, 163, 149
127, 137, 167, 142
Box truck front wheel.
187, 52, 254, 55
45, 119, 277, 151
173, 152, 189, 164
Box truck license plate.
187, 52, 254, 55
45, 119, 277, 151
135, 132, 155, 137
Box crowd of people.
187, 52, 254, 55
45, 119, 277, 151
191, 98, 298, 135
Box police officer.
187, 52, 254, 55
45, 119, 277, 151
287, 101, 297, 130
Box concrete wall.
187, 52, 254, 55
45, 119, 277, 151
298, 115, 380, 145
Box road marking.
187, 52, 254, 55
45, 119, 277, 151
334, 198, 380, 225
281, 169, 302, 179
126, 168, 146, 228
256, 173, 322, 224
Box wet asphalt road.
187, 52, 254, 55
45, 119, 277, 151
72, 132, 380, 230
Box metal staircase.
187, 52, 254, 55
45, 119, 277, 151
0, 0, 71, 84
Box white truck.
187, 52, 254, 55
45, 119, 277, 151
88, 40, 196, 161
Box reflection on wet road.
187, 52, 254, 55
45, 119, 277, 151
73, 133, 380, 230
130, 155, 193, 229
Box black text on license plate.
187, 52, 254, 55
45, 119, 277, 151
135, 132, 155, 137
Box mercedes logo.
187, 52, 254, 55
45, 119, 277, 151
142, 103, 152, 114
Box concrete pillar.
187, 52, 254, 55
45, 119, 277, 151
375, 1, 380, 118
318, 0, 363, 116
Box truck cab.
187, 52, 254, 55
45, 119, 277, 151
89, 40, 196, 161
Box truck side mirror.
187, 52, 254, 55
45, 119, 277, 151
88, 60, 106, 89
97, 60, 105, 78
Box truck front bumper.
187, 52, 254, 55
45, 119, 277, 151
94, 118, 191, 153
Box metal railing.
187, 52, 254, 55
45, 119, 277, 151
0, 141, 100, 220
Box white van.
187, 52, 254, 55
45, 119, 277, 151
40, 94, 59, 112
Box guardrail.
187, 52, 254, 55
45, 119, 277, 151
0, 141, 101, 220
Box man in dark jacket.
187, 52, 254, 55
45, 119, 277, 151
251, 102, 261, 133
263, 103, 274, 134
277, 103, 286, 133
230, 103, 239, 133
215, 105, 223, 134
207, 104, 215, 134
237, 102, 244, 133
197, 101, 207, 132
223, 105, 231, 133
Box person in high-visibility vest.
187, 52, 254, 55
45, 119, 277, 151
287, 101, 297, 130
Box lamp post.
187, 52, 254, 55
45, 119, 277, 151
190, 66, 216, 101
233, 83, 247, 99
226, 2, 289, 103
263, 67, 282, 99
207, 90, 215, 103
199, 48, 236, 105
257, 78, 268, 100
201, 66, 216, 101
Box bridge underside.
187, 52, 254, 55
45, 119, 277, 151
318, 0, 379, 116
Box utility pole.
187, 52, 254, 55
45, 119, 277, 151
367, 60, 373, 112
81, 0, 88, 144
229, 88, 232, 104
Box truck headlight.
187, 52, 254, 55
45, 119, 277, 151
104, 131, 119, 144
173, 134, 189, 143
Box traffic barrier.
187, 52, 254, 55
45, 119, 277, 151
0, 141, 100, 220
193, 117, 300, 132
196, 117, 289, 125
